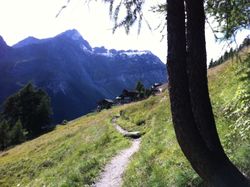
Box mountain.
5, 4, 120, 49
0, 29, 167, 123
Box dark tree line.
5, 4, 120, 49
209, 37, 250, 68
0, 83, 52, 150
135, 81, 153, 99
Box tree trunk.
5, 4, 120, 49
167, 0, 250, 186
167, 0, 217, 181
185, 0, 224, 154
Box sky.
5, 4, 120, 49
0, 0, 249, 63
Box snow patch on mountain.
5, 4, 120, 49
93, 48, 152, 58
71, 30, 82, 41
120, 50, 151, 56
81, 44, 92, 53
97, 50, 114, 57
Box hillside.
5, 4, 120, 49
0, 29, 167, 123
0, 48, 249, 186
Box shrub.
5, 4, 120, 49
136, 119, 145, 126
0, 119, 26, 150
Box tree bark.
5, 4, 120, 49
185, 0, 223, 154
167, 0, 250, 186
167, 0, 217, 181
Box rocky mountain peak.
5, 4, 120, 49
58, 29, 92, 51
0, 36, 9, 56
60, 29, 82, 40
0, 36, 8, 47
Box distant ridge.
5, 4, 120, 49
13, 36, 42, 48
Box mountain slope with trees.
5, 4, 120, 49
0, 30, 167, 123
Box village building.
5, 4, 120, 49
97, 99, 114, 111
119, 89, 139, 103
97, 83, 167, 111
151, 83, 168, 94
151, 82, 168, 94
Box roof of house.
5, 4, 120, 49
155, 83, 168, 91
97, 99, 114, 105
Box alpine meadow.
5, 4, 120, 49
0, 46, 249, 186
0, 0, 250, 186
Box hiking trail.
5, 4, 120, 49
93, 117, 141, 187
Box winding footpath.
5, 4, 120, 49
94, 118, 141, 187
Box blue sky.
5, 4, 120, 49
0, 0, 249, 63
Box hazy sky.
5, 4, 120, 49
0, 0, 249, 63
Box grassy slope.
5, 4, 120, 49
0, 111, 130, 187
0, 48, 249, 186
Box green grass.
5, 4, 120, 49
0, 48, 249, 186
0, 110, 130, 187
118, 95, 201, 187
208, 48, 250, 176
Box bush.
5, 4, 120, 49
224, 55, 250, 141
135, 119, 145, 126
0, 119, 26, 150
0, 120, 10, 150
9, 120, 26, 145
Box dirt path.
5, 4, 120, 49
93, 118, 141, 187
94, 138, 141, 187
